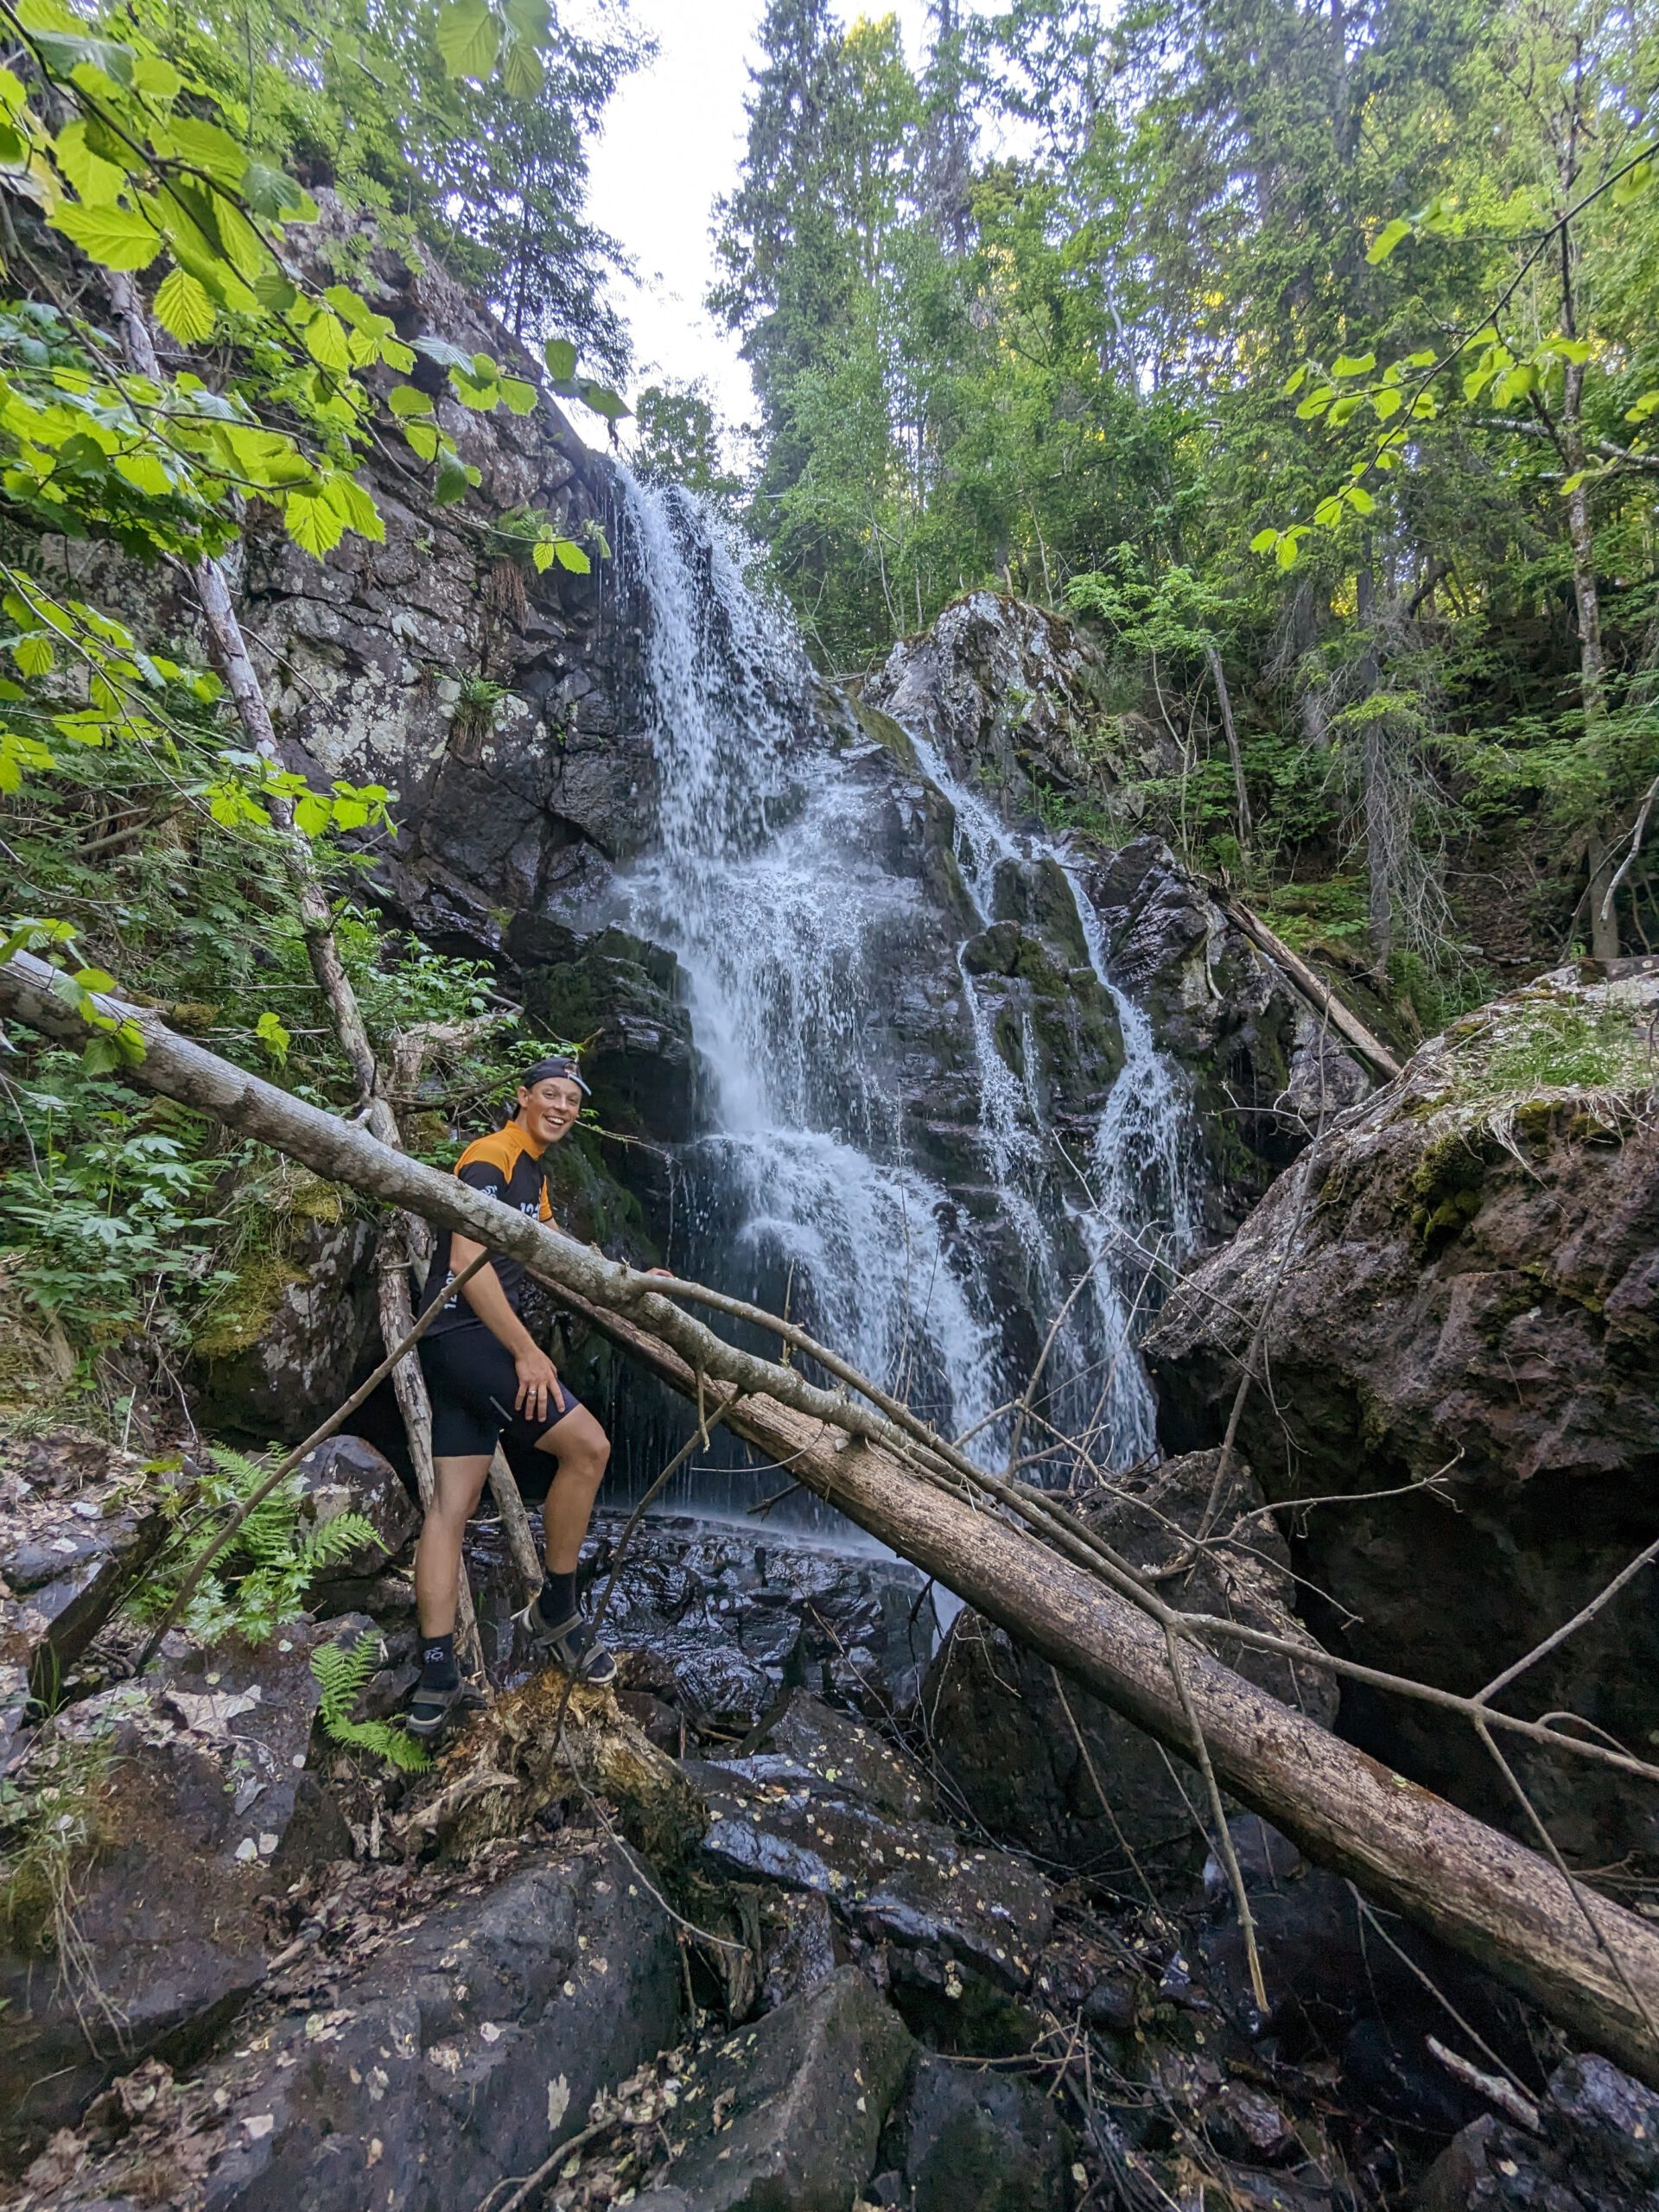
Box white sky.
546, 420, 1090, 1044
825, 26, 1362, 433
577, 0, 995, 449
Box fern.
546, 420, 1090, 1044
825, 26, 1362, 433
131, 1447, 389, 1646
311, 1630, 431, 1772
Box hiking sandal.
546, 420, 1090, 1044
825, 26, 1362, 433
406, 1678, 474, 1741
512, 1596, 618, 1685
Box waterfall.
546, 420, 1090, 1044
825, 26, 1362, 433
608, 474, 1196, 1497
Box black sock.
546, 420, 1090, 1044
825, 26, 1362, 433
537, 1567, 578, 1626
419, 1630, 459, 1689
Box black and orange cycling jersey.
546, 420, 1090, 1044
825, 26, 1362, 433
419, 1121, 553, 1337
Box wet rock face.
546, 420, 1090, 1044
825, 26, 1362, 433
1081, 837, 1372, 1217
920, 1452, 1336, 1883
190, 1206, 379, 1448
1420, 2056, 1659, 2212
1145, 969, 1659, 1864
588, 1512, 944, 1731
0, 1618, 365, 2155
868, 592, 1115, 812
655, 1965, 913, 2212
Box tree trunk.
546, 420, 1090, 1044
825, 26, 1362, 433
1206, 641, 1253, 855
1354, 557, 1394, 972
101, 272, 479, 1663
5, 953, 1659, 2087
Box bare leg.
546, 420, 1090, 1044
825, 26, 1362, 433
415, 1452, 491, 1636
533, 1404, 611, 1573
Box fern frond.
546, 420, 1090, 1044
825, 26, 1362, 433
293, 1513, 384, 1578
308, 1633, 429, 1771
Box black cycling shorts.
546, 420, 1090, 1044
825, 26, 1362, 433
418, 1325, 584, 1459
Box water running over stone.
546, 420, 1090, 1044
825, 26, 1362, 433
609, 474, 1196, 1497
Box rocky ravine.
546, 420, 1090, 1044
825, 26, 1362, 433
8, 1421, 1659, 2212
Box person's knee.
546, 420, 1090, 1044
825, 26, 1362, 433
561, 1418, 610, 1485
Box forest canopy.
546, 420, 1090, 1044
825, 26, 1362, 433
715, 0, 1659, 976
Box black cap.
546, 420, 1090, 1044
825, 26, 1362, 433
520, 1054, 589, 1096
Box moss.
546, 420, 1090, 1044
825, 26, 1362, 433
165, 1001, 220, 1034
1408, 1129, 1489, 1247
192, 1250, 306, 1361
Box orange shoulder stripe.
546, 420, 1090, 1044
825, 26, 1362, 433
454, 1128, 520, 1179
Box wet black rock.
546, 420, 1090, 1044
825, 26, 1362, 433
658, 1964, 913, 2211
293, 1433, 418, 1582
690, 1694, 1053, 1995
1420, 2054, 1659, 2212
590, 1513, 944, 1730
877, 2050, 1075, 2212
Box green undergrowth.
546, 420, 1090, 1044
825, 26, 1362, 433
1451, 994, 1657, 1107
0, 1725, 115, 1961
313, 1630, 431, 1772
130, 1445, 383, 1649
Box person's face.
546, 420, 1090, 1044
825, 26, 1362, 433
518, 1077, 583, 1148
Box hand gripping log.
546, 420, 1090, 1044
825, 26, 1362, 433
3, 950, 1658, 2085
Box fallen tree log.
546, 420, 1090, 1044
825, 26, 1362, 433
1220, 893, 1403, 1081
3, 949, 1657, 2083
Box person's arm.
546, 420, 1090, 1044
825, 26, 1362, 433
449, 1230, 562, 1424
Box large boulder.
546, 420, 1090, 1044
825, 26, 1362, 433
0, 1618, 364, 2157
1145, 965, 1659, 1863
920, 1450, 1337, 1885
14, 1837, 682, 2211
875, 2051, 1074, 2212
0, 1429, 168, 1772
656, 1965, 913, 2212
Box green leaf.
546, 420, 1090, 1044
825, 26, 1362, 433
1274, 533, 1301, 570
293, 790, 330, 836
1332, 352, 1376, 378
1345, 484, 1376, 514
32, 30, 135, 86
254, 267, 299, 312
503, 0, 550, 37
1313, 494, 1346, 528
304, 311, 352, 374
552, 538, 589, 573
284, 489, 345, 557
403, 422, 440, 461
435, 0, 500, 80
1249, 527, 1279, 554
165, 117, 248, 185
1624, 391, 1659, 424
49, 200, 159, 271
1371, 387, 1402, 422
433, 454, 473, 505
387, 385, 434, 417
499, 377, 538, 416
543, 337, 577, 381
1366, 217, 1412, 265
577, 379, 630, 421
1326, 392, 1362, 426
1281, 364, 1308, 397
1560, 470, 1588, 495
1612, 158, 1653, 209
1295, 388, 1332, 421
243, 162, 307, 218
13, 634, 54, 677
255, 1009, 290, 1064
154, 264, 216, 343
531, 538, 555, 571
499, 29, 544, 98
1550, 335, 1592, 366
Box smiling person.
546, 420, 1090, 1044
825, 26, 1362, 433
407, 1052, 614, 1740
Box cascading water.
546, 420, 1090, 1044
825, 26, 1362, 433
607, 474, 1196, 1500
